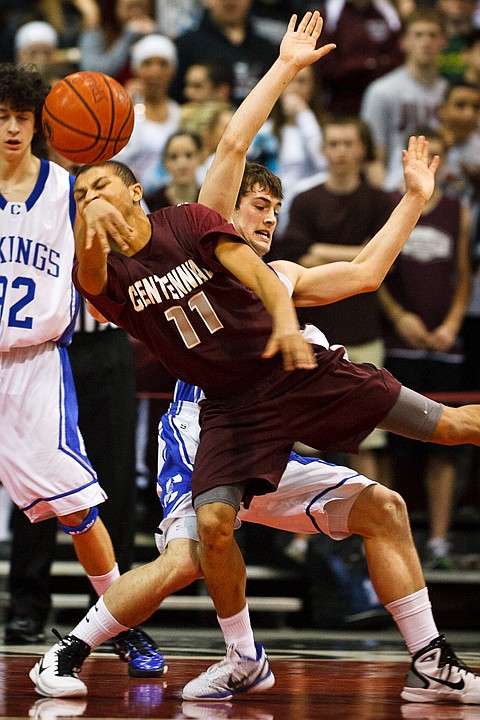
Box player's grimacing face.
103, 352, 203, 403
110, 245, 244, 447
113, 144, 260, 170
74, 167, 141, 219
232, 186, 281, 257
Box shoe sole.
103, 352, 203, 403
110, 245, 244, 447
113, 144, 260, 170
29, 664, 88, 698
128, 663, 168, 678
401, 688, 476, 704
182, 669, 275, 701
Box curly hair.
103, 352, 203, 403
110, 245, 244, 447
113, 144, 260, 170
0, 63, 49, 126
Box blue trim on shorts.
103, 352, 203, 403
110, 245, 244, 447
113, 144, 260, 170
21, 477, 102, 512
290, 453, 362, 533
57, 345, 97, 477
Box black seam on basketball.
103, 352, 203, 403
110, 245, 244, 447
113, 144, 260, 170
88, 74, 117, 163
114, 101, 134, 155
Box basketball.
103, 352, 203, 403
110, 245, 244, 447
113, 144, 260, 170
42, 71, 134, 164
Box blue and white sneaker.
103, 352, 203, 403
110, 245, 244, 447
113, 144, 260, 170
113, 627, 167, 678
182, 643, 275, 701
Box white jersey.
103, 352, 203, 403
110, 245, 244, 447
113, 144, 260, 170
0, 160, 78, 352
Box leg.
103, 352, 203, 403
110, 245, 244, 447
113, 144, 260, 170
59, 509, 116, 580
347, 484, 424, 605
348, 485, 480, 705
104, 539, 202, 626
196, 501, 247, 619
424, 455, 455, 567
6, 508, 57, 643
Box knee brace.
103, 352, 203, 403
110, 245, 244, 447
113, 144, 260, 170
59, 506, 98, 535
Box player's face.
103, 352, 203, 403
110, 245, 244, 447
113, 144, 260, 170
232, 185, 281, 257
0, 106, 35, 159
74, 167, 141, 221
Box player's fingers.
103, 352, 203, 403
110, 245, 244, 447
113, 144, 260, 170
305, 10, 320, 36
297, 11, 312, 34
287, 14, 297, 33
316, 43, 336, 59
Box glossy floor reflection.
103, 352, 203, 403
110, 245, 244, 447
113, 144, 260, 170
1, 627, 479, 720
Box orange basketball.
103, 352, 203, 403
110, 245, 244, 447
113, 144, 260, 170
42, 71, 134, 164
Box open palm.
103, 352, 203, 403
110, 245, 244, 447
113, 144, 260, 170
279, 11, 336, 71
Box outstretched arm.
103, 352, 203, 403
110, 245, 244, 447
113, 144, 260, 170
198, 11, 335, 220
272, 136, 440, 306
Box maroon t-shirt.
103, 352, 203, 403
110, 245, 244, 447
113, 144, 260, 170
73, 202, 279, 398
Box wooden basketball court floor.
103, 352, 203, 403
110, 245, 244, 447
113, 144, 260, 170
1, 626, 479, 720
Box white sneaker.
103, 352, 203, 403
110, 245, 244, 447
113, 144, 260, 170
401, 635, 480, 704
28, 697, 87, 719
182, 643, 275, 701
29, 632, 90, 698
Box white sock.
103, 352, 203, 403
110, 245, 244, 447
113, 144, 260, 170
87, 562, 120, 596
68, 595, 129, 651
217, 604, 256, 659
385, 587, 439, 655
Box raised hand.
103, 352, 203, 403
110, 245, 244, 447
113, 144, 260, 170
402, 135, 440, 204
279, 11, 336, 71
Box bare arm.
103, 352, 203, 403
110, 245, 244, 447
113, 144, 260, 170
74, 198, 134, 295
215, 237, 316, 371
198, 12, 335, 219
272, 136, 439, 307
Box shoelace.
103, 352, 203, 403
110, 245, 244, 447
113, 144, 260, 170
437, 637, 473, 678
118, 629, 158, 657
51, 629, 90, 675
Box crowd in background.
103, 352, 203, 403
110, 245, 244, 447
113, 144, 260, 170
2, 0, 480, 635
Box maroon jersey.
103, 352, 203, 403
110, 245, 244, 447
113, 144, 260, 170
73, 202, 279, 398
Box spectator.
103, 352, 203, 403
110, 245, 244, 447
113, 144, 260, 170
279, 116, 395, 480
438, 80, 480, 201
178, 100, 233, 183
361, 6, 449, 190
265, 63, 328, 236
319, 0, 404, 116
77, 0, 157, 84
436, 0, 478, 83
379, 127, 472, 569
182, 58, 235, 104
114, 33, 180, 194
143, 129, 202, 212
170, 0, 278, 106
155, 0, 202, 39
461, 27, 480, 86
14, 20, 58, 70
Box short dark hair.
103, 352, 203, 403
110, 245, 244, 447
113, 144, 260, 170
162, 130, 203, 162
322, 116, 376, 162
401, 6, 447, 36
202, 59, 235, 92
444, 80, 480, 103
0, 63, 49, 125
236, 163, 283, 208
75, 160, 139, 187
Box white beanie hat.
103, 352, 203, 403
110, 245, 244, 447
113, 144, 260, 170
15, 21, 59, 51
131, 34, 177, 72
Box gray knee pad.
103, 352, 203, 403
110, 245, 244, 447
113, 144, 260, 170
379, 386, 443, 441
193, 483, 246, 513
